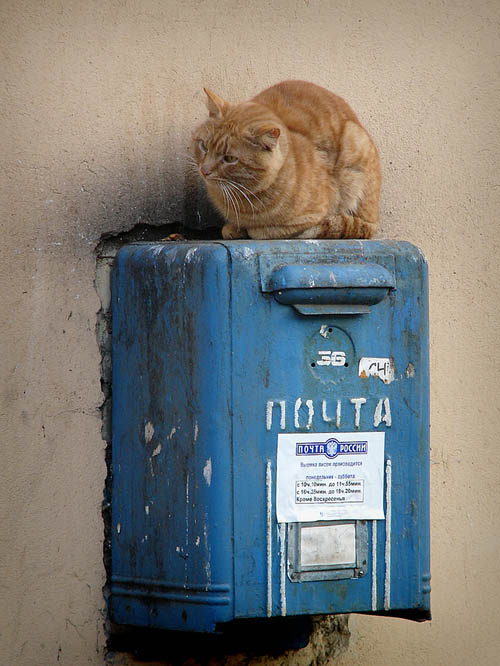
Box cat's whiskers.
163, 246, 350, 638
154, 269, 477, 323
184, 154, 205, 179
215, 178, 240, 226
226, 181, 258, 218
225, 185, 241, 226
226, 180, 264, 212
225, 182, 251, 220
219, 182, 229, 220
222, 184, 233, 223
186, 164, 201, 177
211, 176, 263, 221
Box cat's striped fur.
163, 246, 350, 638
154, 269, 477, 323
192, 80, 381, 240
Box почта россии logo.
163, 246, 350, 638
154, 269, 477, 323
295, 437, 367, 459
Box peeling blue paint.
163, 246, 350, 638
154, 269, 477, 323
110, 240, 430, 633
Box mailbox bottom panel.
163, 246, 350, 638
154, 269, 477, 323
110, 514, 430, 631
110, 580, 234, 633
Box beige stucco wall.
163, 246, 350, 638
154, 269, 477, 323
1, 1, 499, 664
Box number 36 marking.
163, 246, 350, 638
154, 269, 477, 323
316, 350, 346, 367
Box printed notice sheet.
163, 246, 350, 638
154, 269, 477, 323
276, 432, 385, 523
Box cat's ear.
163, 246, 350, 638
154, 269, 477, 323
251, 126, 281, 150
203, 88, 229, 118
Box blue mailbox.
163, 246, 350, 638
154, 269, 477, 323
111, 240, 430, 635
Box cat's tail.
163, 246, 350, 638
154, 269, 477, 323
341, 214, 378, 239
319, 214, 378, 239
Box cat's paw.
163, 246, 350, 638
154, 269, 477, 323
161, 233, 186, 241
221, 224, 244, 239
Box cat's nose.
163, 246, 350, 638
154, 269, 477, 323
201, 166, 213, 177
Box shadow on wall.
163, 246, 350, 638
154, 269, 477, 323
94, 156, 225, 245
62, 135, 226, 259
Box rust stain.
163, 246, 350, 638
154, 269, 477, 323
405, 362, 416, 379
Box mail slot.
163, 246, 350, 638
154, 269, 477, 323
110, 240, 430, 635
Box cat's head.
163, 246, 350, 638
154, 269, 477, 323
192, 88, 286, 191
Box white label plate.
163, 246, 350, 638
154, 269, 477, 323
359, 357, 395, 383
300, 523, 356, 566
276, 431, 385, 523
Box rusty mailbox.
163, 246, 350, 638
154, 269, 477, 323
110, 240, 430, 636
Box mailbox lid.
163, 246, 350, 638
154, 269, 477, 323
111, 242, 235, 632
222, 240, 430, 621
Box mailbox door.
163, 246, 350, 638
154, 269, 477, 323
227, 240, 430, 621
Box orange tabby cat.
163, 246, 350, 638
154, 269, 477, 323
192, 80, 381, 239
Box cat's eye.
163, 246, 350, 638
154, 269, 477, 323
223, 155, 238, 164
198, 140, 207, 153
